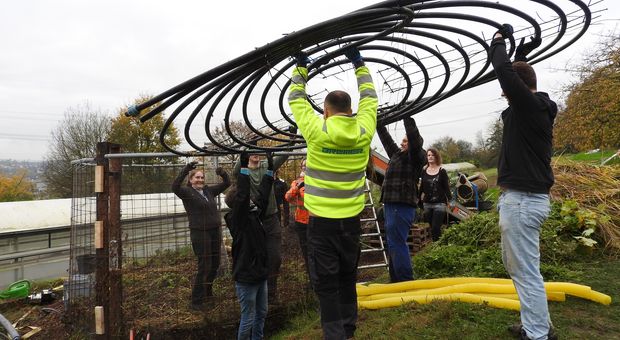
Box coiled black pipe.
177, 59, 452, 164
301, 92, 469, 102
125, 0, 594, 156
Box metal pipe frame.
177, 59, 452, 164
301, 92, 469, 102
125, 0, 596, 156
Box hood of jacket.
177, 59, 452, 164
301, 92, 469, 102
535, 91, 558, 119
325, 115, 363, 147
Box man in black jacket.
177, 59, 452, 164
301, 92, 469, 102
172, 162, 230, 310
233, 148, 290, 304
376, 117, 426, 282
225, 151, 274, 340
491, 25, 558, 340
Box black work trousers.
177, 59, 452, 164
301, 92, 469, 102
190, 228, 220, 305
307, 215, 361, 340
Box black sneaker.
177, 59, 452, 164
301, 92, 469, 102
508, 323, 522, 337
509, 324, 558, 340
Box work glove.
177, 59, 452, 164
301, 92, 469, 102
215, 167, 225, 177
495, 23, 514, 39
266, 151, 274, 171
294, 52, 311, 68
240, 151, 250, 168
403, 116, 417, 128
514, 36, 542, 62
187, 161, 199, 169
343, 46, 364, 67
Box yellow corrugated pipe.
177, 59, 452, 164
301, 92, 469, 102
357, 277, 611, 310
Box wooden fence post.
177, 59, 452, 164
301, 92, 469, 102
108, 144, 123, 337
95, 142, 111, 339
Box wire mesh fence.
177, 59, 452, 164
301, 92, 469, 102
67, 150, 382, 338
65, 160, 97, 333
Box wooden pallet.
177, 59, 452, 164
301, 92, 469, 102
409, 224, 431, 254
369, 222, 432, 254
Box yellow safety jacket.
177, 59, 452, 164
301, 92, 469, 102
288, 65, 377, 218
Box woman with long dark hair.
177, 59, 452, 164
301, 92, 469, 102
419, 148, 452, 241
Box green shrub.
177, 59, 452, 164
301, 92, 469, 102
439, 212, 500, 247
413, 201, 599, 281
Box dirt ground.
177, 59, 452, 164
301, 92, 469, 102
1, 227, 390, 339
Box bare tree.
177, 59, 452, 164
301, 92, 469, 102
43, 103, 111, 198
211, 120, 258, 163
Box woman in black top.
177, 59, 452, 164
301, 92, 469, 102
419, 148, 452, 241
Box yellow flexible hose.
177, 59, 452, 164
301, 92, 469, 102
356, 278, 611, 310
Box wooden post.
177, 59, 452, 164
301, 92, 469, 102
95, 306, 105, 335
95, 142, 111, 339
107, 144, 123, 337
95, 166, 104, 193
94, 221, 104, 249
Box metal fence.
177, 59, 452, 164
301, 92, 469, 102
66, 143, 325, 339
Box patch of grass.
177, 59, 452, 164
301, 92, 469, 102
481, 167, 498, 178
272, 257, 620, 339
550, 257, 620, 339
560, 149, 619, 164
484, 187, 500, 202
269, 309, 322, 340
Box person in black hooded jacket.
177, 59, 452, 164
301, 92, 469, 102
491, 25, 558, 340
224, 151, 274, 340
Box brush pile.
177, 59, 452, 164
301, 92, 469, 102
551, 158, 620, 252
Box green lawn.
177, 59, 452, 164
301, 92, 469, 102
270, 257, 620, 339
560, 149, 619, 165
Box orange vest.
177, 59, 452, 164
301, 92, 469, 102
285, 178, 309, 225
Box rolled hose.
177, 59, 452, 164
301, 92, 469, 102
357, 277, 513, 296
358, 292, 521, 311
357, 278, 611, 310
0, 312, 20, 340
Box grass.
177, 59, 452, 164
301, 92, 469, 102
271, 256, 620, 339
560, 149, 619, 165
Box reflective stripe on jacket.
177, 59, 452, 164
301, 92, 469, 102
288, 65, 377, 218
285, 178, 309, 224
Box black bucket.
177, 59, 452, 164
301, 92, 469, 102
76, 254, 96, 274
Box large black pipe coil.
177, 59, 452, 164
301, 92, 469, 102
126, 0, 598, 156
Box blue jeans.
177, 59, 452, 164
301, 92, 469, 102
384, 203, 414, 282
235, 280, 268, 340
498, 189, 551, 340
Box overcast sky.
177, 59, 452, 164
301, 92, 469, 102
0, 0, 618, 161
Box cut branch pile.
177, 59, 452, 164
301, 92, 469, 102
551, 158, 620, 251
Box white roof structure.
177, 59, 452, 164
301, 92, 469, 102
0, 198, 72, 233
0, 193, 229, 234
442, 162, 477, 172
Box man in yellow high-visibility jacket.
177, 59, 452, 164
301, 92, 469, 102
289, 47, 377, 340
